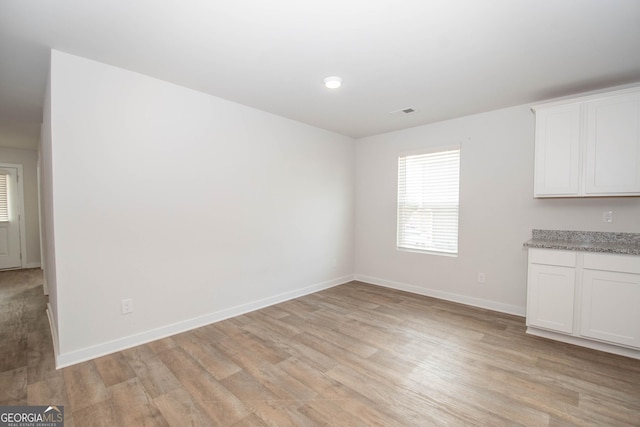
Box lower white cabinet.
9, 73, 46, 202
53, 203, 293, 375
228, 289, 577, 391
527, 263, 576, 334
580, 269, 640, 348
526, 248, 640, 356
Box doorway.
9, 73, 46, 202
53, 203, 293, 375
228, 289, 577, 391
0, 165, 25, 270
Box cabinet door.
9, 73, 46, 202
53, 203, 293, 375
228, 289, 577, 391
580, 270, 640, 348
534, 104, 582, 197
527, 263, 576, 333
585, 92, 640, 195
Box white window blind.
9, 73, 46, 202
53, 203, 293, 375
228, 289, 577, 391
397, 147, 460, 254
0, 173, 8, 222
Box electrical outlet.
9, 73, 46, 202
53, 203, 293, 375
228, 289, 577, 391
602, 211, 613, 223
121, 298, 133, 315
478, 273, 486, 283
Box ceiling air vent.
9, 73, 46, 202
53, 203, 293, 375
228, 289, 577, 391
390, 107, 418, 117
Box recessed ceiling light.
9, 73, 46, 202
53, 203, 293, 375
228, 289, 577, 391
323, 76, 342, 89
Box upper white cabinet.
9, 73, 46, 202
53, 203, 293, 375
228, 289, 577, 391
585, 92, 640, 194
533, 87, 640, 197
533, 104, 581, 196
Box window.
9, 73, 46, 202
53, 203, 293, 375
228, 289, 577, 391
397, 147, 460, 255
0, 173, 8, 222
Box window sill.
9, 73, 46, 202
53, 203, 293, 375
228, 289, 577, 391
397, 247, 458, 257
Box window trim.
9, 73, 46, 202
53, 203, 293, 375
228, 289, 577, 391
396, 145, 461, 256
0, 172, 8, 222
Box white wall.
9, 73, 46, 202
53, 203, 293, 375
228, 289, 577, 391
40, 69, 59, 352
355, 104, 640, 315
45, 49, 640, 366
47, 50, 355, 366
0, 147, 41, 267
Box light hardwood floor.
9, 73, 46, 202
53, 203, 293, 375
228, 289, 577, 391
1, 269, 639, 426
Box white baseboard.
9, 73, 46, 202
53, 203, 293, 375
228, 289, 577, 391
354, 274, 526, 317
55, 274, 355, 368
23, 262, 42, 269
46, 303, 60, 367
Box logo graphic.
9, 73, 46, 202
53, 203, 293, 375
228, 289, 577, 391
0, 405, 64, 427
44, 406, 62, 415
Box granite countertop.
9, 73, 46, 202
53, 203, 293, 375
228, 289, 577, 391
523, 229, 640, 256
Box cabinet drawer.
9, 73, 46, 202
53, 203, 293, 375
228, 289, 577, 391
529, 249, 576, 267
583, 253, 640, 274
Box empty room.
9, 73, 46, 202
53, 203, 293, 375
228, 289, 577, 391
1, 0, 640, 425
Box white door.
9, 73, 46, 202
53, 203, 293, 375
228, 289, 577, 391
0, 167, 22, 269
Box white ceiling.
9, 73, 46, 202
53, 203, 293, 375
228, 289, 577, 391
1, 0, 640, 150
